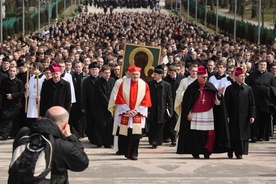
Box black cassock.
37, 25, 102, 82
82, 75, 100, 142
70, 72, 89, 137
92, 77, 115, 147
147, 80, 173, 146
40, 78, 71, 117
224, 82, 255, 155
177, 80, 230, 155
163, 74, 185, 143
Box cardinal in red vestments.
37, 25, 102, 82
115, 65, 151, 160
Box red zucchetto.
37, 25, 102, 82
234, 67, 244, 76
128, 65, 141, 73
50, 62, 62, 73
197, 65, 207, 75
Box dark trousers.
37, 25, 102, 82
118, 136, 125, 153
0, 109, 19, 137
229, 140, 249, 156
70, 104, 87, 137
251, 106, 270, 140
163, 113, 178, 142
148, 122, 164, 146
119, 130, 141, 158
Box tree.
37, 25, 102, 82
229, 0, 234, 12
221, 0, 229, 8
210, 0, 214, 11
260, 0, 271, 28
239, 0, 245, 21
271, 0, 276, 29
251, 0, 258, 18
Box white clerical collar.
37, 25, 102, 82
156, 79, 162, 83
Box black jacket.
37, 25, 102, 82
9, 118, 89, 184
225, 82, 255, 140
0, 72, 8, 109
0, 77, 24, 110
246, 70, 276, 112
81, 75, 100, 111
148, 80, 173, 124
40, 78, 71, 117
71, 71, 89, 105
163, 74, 185, 102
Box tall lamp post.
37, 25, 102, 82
23, 0, 25, 36
64, 0, 66, 14
204, 0, 207, 31
38, 0, 41, 33
187, 0, 189, 21
180, 0, 182, 17
48, 0, 51, 27
195, 0, 198, 23
257, 0, 261, 44
216, 0, 218, 34
0, 0, 3, 42
56, 0, 58, 22
234, 0, 237, 41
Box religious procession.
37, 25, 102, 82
0, 1, 276, 183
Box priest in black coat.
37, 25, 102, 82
163, 65, 185, 145
81, 62, 100, 143
148, 65, 173, 148
246, 60, 276, 142
177, 66, 230, 159
225, 67, 255, 159
70, 61, 89, 137
40, 62, 71, 117
92, 65, 115, 148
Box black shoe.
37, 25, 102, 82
0, 135, 8, 141
250, 137, 257, 143
116, 151, 124, 155
170, 142, 176, 146
236, 155, 243, 159
257, 138, 263, 141
204, 154, 210, 159
97, 145, 102, 148
163, 139, 170, 143
192, 154, 200, 159
227, 152, 233, 159
130, 156, 138, 160
152, 145, 157, 149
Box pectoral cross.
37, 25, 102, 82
202, 94, 206, 104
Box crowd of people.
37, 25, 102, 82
0, 9, 276, 162
88, 0, 160, 9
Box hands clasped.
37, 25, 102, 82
126, 110, 138, 117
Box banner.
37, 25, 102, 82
121, 43, 161, 82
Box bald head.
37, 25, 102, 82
45, 106, 69, 127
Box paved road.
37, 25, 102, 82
1, 136, 276, 183
86, 0, 170, 14
217, 8, 275, 30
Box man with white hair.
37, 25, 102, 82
114, 65, 152, 160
